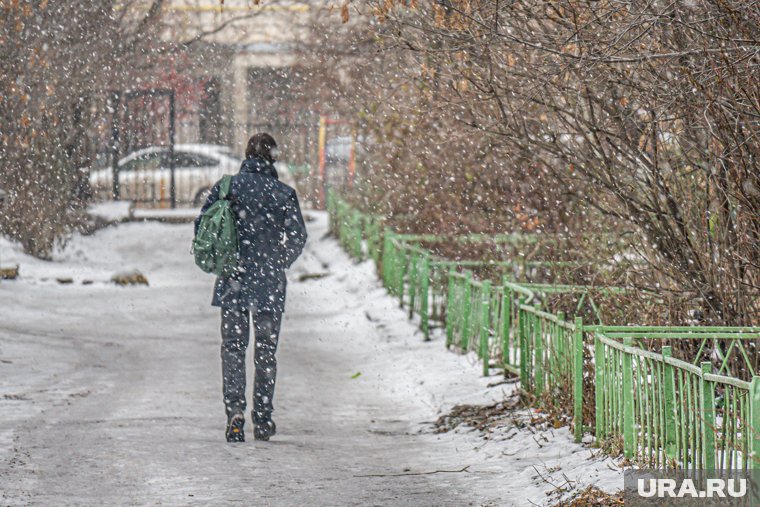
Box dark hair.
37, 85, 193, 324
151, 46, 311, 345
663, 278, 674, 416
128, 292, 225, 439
245, 133, 277, 161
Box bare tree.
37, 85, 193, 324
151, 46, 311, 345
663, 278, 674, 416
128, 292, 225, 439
295, 2, 592, 237
0, 1, 168, 257
0, 1, 284, 257
343, 0, 759, 324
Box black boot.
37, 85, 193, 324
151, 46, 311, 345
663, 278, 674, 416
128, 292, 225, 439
226, 413, 245, 443
253, 416, 276, 441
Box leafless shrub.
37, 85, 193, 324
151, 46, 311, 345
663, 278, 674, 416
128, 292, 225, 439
0, 1, 277, 257
328, 0, 760, 325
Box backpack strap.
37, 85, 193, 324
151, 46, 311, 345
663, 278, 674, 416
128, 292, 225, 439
218, 175, 233, 200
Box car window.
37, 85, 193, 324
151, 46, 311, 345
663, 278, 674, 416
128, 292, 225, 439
171, 152, 219, 168
121, 152, 163, 172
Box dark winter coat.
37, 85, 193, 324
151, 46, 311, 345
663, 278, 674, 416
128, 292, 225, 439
195, 156, 307, 314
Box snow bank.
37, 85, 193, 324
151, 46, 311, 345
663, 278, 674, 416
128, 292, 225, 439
88, 200, 133, 222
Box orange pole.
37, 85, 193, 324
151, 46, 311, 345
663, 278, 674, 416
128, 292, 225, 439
317, 116, 327, 208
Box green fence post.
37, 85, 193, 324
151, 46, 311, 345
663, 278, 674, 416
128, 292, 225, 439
381, 235, 390, 288
375, 222, 383, 266
501, 282, 512, 367
446, 269, 455, 348
528, 308, 536, 390
367, 219, 374, 262
555, 311, 565, 388
662, 346, 677, 463
392, 241, 401, 297
372, 221, 379, 264
594, 332, 605, 443
750, 377, 760, 469
407, 253, 417, 318
623, 337, 634, 459
574, 317, 584, 443
534, 304, 544, 396
700, 362, 716, 469
518, 298, 528, 387
377, 222, 383, 265
397, 250, 406, 308
480, 281, 491, 377
392, 247, 398, 296
421, 254, 430, 341
461, 272, 472, 350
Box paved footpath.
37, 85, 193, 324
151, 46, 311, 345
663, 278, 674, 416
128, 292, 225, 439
0, 212, 619, 506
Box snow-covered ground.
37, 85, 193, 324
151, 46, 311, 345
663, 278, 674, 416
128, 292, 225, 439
0, 212, 622, 506
88, 201, 134, 223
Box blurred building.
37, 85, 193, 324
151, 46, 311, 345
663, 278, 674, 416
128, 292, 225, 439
165, 1, 314, 153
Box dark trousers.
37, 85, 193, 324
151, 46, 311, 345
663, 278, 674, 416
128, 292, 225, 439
220, 307, 282, 421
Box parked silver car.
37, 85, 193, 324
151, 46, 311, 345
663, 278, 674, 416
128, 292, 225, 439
89, 144, 242, 206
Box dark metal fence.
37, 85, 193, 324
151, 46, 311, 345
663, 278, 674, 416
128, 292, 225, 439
88, 87, 239, 209
86, 96, 355, 210
110, 89, 176, 206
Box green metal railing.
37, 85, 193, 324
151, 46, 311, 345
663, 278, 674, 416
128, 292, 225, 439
381, 230, 596, 340
517, 304, 586, 441
327, 191, 384, 263
328, 192, 760, 470
382, 233, 520, 340
592, 328, 760, 470
447, 272, 534, 376
447, 272, 496, 376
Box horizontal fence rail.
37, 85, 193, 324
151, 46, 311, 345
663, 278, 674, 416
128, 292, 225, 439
327, 191, 760, 470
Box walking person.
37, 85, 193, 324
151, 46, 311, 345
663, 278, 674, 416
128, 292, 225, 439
195, 133, 307, 442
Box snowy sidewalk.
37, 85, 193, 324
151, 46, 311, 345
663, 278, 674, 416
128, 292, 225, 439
0, 212, 620, 506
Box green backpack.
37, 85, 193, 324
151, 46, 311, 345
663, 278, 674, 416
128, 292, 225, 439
192, 175, 239, 276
